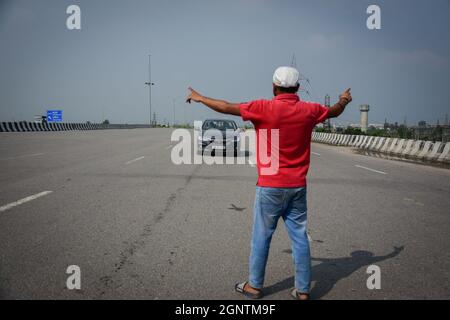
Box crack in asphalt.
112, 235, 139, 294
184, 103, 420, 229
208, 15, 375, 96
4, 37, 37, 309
96, 165, 200, 297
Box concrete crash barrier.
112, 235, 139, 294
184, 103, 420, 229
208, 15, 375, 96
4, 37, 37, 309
331, 134, 340, 145
406, 140, 423, 158
386, 138, 399, 154
349, 135, 359, 146
351, 135, 362, 147
391, 139, 406, 156
365, 137, 377, 150
350, 135, 358, 146
416, 141, 432, 160
330, 134, 338, 144
340, 135, 348, 145
339, 134, 349, 145
374, 137, 385, 151
400, 139, 415, 157
363, 136, 375, 149
325, 133, 334, 144
437, 142, 450, 163
425, 142, 442, 161
356, 136, 368, 148
0, 122, 8, 132
330, 134, 336, 143
379, 138, 392, 153
341, 135, 352, 146
0, 122, 154, 132
312, 131, 450, 166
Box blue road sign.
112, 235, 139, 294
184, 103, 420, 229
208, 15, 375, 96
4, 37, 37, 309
47, 110, 62, 122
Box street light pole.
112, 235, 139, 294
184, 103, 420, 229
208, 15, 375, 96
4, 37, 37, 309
173, 98, 176, 127
149, 54, 151, 126
172, 96, 183, 127
145, 54, 155, 127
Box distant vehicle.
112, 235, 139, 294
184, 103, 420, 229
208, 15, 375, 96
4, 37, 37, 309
196, 119, 241, 156
34, 115, 47, 124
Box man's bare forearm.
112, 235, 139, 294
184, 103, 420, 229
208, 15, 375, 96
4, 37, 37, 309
328, 97, 350, 118
198, 96, 241, 116
186, 87, 241, 115
328, 88, 352, 118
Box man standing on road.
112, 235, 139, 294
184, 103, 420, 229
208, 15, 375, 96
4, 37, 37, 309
186, 66, 352, 300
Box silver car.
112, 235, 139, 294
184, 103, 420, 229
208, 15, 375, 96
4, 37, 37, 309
196, 119, 241, 156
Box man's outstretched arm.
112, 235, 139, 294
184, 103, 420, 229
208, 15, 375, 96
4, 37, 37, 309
186, 87, 241, 116
328, 88, 352, 118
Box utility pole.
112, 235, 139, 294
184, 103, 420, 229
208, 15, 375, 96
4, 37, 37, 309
183, 103, 186, 127
145, 54, 155, 127
173, 98, 176, 127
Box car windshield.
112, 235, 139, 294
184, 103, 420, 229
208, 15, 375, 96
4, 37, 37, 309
202, 120, 236, 131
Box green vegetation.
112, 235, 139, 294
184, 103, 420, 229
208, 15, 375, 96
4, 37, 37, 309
343, 127, 362, 135
314, 125, 446, 142
172, 124, 193, 129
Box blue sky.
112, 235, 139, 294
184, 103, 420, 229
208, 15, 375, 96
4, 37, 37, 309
1, 0, 449, 126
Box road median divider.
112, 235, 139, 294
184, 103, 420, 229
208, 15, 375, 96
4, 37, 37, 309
311, 131, 450, 166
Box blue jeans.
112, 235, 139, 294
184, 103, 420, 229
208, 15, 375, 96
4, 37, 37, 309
249, 186, 311, 293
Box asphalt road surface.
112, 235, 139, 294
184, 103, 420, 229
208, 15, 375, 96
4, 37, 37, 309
1, 128, 449, 299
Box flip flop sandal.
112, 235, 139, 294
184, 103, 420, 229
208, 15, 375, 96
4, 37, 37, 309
290, 288, 310, 300
235, 281, 263, 299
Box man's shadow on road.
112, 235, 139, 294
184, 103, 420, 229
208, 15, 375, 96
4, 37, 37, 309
264, 246, 404, 299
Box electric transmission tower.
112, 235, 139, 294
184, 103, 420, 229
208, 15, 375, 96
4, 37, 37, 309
290, 53, 313, 99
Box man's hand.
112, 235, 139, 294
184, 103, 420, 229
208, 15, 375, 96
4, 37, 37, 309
328, 88, 352, 118
339, 88, 352, 103
185, 86, 241, 116
186, 87, 203, 104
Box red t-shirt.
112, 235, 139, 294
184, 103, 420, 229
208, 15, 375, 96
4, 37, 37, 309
239, 93, 329, 188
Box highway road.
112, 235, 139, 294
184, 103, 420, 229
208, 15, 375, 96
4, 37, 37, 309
0, 128, 449, 299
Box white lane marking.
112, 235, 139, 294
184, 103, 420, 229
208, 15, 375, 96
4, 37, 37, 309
311, 152, 321, 156
0, 191, 53, 213
0, 153, 45, 161
307, 233, 312, 242
125, 156, 145, 165
248, 160, 256, 167
355, 165, 387, 175
403, 198, 424, 206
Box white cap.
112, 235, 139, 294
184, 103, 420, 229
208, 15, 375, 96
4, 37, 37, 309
272, 66, 299, 88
